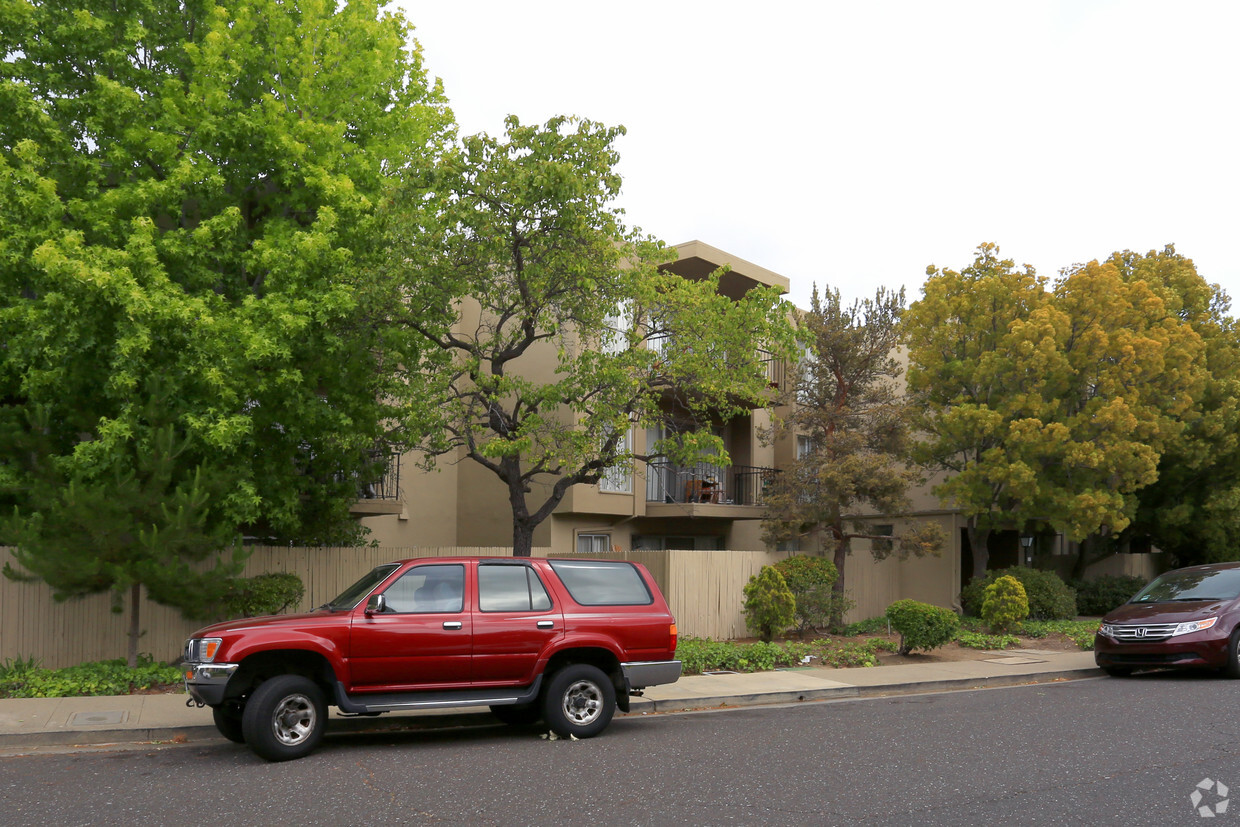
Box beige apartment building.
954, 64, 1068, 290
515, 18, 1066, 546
349, 240, 797, 555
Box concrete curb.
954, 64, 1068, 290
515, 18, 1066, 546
0, 665, 1104, 751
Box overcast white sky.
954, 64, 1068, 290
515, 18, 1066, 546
395, 1, 1239, 313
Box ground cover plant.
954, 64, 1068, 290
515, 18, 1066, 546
0, 655, 183, 699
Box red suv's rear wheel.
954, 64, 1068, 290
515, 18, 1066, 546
542, 664, 616, 738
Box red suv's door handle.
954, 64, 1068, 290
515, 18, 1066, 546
537, 620, 554, 629
443, 621, 463, 630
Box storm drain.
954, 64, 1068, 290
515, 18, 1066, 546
68, 710, 128, 726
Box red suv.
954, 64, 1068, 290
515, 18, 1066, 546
183, 557, 681, 761
1095, 562, 1240, 677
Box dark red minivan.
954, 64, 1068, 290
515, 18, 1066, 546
1095, 562, 1240, 677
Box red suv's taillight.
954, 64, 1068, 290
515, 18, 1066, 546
670, 622, 678, 653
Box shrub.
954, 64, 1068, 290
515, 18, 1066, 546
982, 575, 1030, 633
773, 555, 840, 634
885, 599, 961, 655
221, 572, 305, 618
743, 565, 796, 642
1071, 575, 1147, 616
960, 567, 1077, 620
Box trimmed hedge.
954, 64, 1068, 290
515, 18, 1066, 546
885, 599, 960, 655
960, 567, 1077, 621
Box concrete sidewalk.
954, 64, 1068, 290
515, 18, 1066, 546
0, 649, 1102, 753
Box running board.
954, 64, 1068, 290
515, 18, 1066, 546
333, 677, 543, 715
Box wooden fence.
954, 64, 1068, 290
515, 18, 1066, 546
0, 545, 959, 668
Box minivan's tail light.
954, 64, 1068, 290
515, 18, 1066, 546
670, 623, 678, 653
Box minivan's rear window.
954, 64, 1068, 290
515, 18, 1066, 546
549, 560, 653, 606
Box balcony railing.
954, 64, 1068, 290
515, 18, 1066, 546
356, 450, 401, 501
646, 461, 776, 506
648, 335, 784, 389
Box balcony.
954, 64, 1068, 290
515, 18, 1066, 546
648, 334, 785, 393
644, 461, 775, 519
348, 450, 403, 516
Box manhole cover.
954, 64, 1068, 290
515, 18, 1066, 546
69, 710, 128, 726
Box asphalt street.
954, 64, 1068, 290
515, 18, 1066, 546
1, 672, 1235, 826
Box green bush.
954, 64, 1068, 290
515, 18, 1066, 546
222, 572, 305, 618
773, 554, 841, 634
743, 565, 796, 642
0, 655, 183, 699
1071, 575, 1146, 616
960, 567, 1077, 621
982, 575, 1030, 633
885, 599, 961, 655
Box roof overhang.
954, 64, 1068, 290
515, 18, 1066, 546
662, 240, 791, 299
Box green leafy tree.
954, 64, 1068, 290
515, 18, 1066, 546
904, 244, 1050, 578
905, 243, 1209, 578
764, 285, 942, 624
0, 0, 452, 662
384, 116, 796, 556
1104, 247, 1240, 566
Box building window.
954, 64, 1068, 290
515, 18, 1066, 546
602, 301, 631, 355
599, 428, 632, 493
873, 524, 893, 553
796, 435, 815, 460
577, 533, 611, 554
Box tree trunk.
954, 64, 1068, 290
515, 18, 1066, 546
967, 523, 992, 581
127, 582, 140, 669
512, 524, 535, 558
830, 533, 848, 632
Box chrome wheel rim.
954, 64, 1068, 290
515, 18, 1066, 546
271, 693, 317, 746
561, 679, 603, 726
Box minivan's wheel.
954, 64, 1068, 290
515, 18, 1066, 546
1224, 629, 1240, 679
542, 664, 615, 739
241, 675, 327, 762
490, 703, 542, 726
212, 705, 246, 744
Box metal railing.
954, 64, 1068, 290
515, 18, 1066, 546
645, 461, 776, 506
647, 335, 785, 389
357, 450, 401, 501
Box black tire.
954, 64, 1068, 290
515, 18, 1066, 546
490, 704, 542, 726
1103, 666, 1133, 678
541, 664, 616, 739
1224, 629, 1240, 679
212, 706, 246, 744
241, 675, 327, 762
